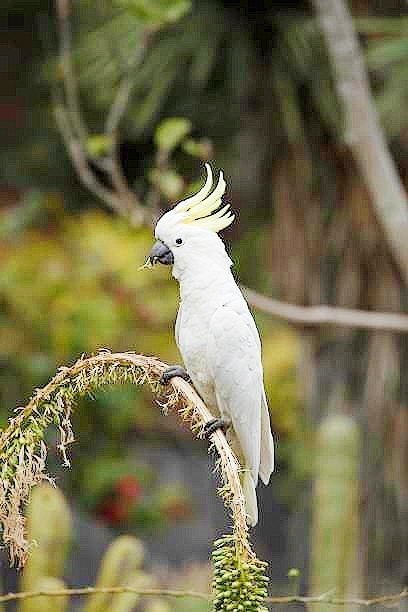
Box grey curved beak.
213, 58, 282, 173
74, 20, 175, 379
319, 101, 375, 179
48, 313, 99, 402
149, 240, 174, 266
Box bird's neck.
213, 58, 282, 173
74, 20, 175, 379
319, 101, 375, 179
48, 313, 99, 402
175, 258, 238, 303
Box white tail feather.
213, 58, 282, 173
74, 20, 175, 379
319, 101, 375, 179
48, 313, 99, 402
259, 395, 275, 484
242, 470, 258, 527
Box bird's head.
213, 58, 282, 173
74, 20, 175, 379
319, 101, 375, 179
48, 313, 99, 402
146, 164, 234, 278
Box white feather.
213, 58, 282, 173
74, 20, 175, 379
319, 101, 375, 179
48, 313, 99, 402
242, 470, 258, 527
175, 163, 214, 212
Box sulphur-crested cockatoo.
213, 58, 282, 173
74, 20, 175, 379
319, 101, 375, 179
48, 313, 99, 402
147, 164, 274, 526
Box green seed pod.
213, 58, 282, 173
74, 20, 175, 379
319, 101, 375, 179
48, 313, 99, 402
211, 536, 269, 611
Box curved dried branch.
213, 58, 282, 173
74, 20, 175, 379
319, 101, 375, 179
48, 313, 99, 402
0, 351, 248, 567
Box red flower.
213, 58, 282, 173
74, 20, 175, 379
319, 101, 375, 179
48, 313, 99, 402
114, 475, 143, 501
97, 497, 128, 526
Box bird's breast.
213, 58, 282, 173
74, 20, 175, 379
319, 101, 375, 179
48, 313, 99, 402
176, 307, 218, 411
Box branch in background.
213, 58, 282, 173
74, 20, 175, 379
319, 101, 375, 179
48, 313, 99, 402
54, 0, 148, 226
0, 585, 407, 607
243, 287, 408, 334
55, 0, 87, 146
104, 24, 157, 137
101, 129, 147, 226
310, 0, 408, 288
53, 104, 115, 209
105, 75, 137, 137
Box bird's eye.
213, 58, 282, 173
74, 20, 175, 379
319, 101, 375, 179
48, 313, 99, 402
175, 238, 183, 245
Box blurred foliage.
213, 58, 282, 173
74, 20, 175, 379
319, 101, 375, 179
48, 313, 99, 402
114, 0, 191, 26
3, 2, 408, 202
276, 16, 408, 144
154, 118, 192, 153
52, 0, 253, 152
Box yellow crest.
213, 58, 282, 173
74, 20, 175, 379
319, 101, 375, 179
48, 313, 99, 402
172, 164, 234, 232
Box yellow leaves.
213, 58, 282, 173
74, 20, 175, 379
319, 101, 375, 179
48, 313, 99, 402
86, 134, 113, 158
50, 292, 122, 357
149, 169, 185, 200
154, 117, 192, 153
262, 327, 298, 374
0, 210, 179, 361
115, 0, 191, 26
261, 326, 300, 436
0, 235, 69, 334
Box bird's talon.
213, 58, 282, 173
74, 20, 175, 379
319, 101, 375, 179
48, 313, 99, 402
160, 365, 192, 385
203, 418, 229, 439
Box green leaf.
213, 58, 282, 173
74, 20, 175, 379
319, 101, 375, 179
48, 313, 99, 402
182, 137, 213, 159
366, 35, 408, 69
86, 134, 113, 157
114, 0, 191, 26
354, 17, 408, 36
149, 168, 184, 199
154, 117, 192, 152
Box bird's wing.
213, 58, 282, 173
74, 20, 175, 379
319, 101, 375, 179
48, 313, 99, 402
175, 303, 182, 348
208, 306, 263, 482
259, 389, 274, 483
226, 297, 275, 482
226, 296, 262, 352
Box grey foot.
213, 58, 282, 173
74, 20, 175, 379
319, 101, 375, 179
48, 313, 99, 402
203, 418, 229, 439
160, 365, 192, 385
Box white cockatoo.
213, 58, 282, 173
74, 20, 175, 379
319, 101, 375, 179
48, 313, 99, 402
147, 164, 274, 526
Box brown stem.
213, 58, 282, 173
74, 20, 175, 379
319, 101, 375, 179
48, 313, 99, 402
243, 287, 408, 334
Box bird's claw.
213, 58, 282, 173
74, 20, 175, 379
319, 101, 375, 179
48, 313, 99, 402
160, 365, 192, 385
203, 418, 229, 439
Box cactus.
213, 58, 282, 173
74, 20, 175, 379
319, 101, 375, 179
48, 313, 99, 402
18, 483, 71, 612
83, 535, 146, 612
15, 483, 172, 612
21, 483, 71, 587
19, 576, 69, 612
310, 414, 360, 611
144, 601, 172, 612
